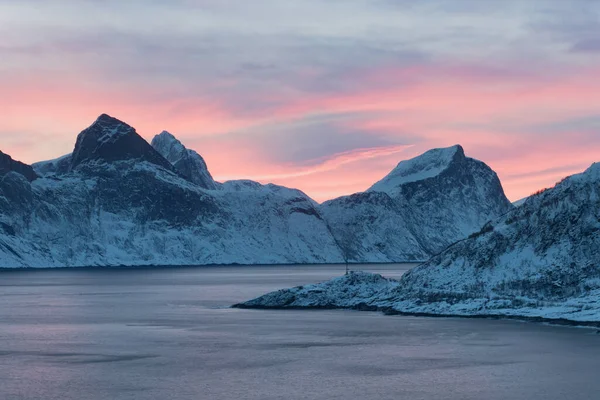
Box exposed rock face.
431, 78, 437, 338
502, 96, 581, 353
151, 131, 218, 190
321, 145, 514, 262
0, 151, 37, 182
239, 163, 600, 323
70, 114, 174, 171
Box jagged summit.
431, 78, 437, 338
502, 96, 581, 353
368, 145, 464, 195
0, 150, 38, 182
151, 130, 218, 190
70, 114, 173, 171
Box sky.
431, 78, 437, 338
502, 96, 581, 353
1, 0, 599, 202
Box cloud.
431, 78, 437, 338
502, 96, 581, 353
194, 111, 419, 167
216, 144, 413, 181
571, 38, 600, 53
2, 0, 600, 203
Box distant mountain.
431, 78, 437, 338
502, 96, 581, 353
321, 145, 513, 262
0, 116, 518, 268
0, 114, 342, 267
240, 163, 600, 323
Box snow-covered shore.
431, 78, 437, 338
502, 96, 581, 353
234, 271, 600, 326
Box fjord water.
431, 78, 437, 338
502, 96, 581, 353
2, 265, 599, 400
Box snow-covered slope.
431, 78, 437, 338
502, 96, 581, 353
239, 163, 600, 323
320, 192, 427, 262
321, 145, 514, 261
151, 131, 218, 190
32, 153, 72, 176
214, 180, 341, 264
0, 114, 343, 267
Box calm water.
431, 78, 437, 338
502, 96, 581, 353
1, 264, 599, 400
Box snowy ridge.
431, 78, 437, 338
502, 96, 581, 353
368, 145, 462, 195
239, 162, 600, 323
32, 153, 72, 176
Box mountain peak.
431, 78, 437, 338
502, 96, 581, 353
95, 113, 121, 124
151, 131, 186, 157
70, 114, 173, 171
86, 114, 135, 143
156, 130, 176, 140
368, 144, 465, 194
151, 131, 218, 190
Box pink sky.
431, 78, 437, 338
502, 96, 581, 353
1, 1, 599, 202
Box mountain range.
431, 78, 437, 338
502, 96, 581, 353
0, 114, 512, 267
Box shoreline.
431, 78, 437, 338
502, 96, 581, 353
0, 261, 423, 272
232, 303, 600, 330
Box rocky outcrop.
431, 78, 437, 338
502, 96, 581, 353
0, 151, 37, 182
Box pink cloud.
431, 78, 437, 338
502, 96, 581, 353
2, 63, 600, 203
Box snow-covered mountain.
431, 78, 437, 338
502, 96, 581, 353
395, 161, 600, 320
151, 131, 218, 190
0, 114, 343, 267
320, 145, 513, 262
239, 163, 600, 323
